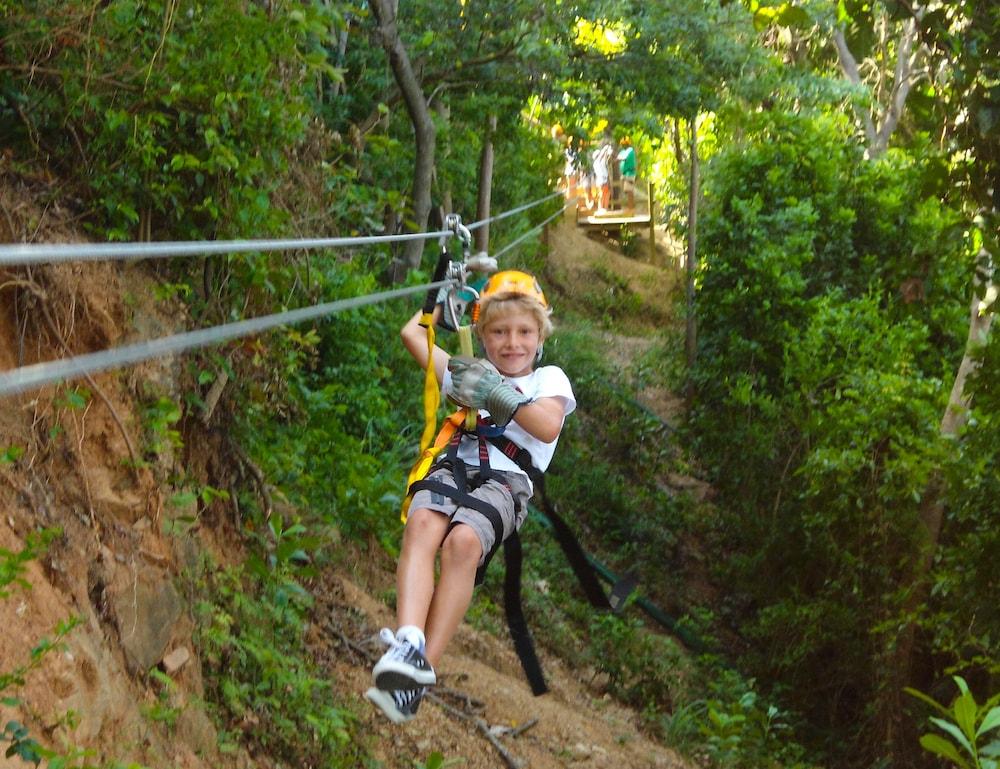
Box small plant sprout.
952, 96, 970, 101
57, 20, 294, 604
905, 676, 1000, 769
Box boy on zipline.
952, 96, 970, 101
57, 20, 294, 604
366, 270, 576, 723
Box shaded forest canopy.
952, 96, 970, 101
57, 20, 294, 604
1, 2, 998, 769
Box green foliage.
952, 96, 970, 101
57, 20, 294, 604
0, 531, 92, 769
657, 669, 815, 769
1, 0, 339, 241
412, 752, 464, 769
141, 396, 183, 457
141, 670, 181, 730
922, 269, 999, 674
906, 677, 1000, 769
688, 107, 972, 761
0, 530, 57, 600
585, 611, 685, 709
193, 559, 363, 768
236, 265, 421, 553
2, 720, 44, 767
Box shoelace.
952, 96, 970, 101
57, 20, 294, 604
378, 627, 397, 647
379, 627, 415, 659
394, 687, 423, 707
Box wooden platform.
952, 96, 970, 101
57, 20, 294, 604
577, 211, 651, 227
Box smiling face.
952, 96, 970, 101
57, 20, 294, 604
479, 308, 542, 378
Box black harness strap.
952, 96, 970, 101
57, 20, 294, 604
502, 533, 547, 694
408, 428, 508, 583
485, 435, 613, 612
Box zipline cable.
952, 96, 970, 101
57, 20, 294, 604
466, 190, 564, 232
0, 190, 563, 267
492, 199, 574, 261
0, 191, 570, 395
0, 280, 453, 398
0, 230, 453, 267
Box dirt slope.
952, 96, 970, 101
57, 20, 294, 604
1, 182, 693, 769
311, 563, 689, 769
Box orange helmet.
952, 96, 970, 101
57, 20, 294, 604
471, 270, 548, 323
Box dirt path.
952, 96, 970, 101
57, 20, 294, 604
312, 565, 689, 769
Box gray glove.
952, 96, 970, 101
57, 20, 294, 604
447, 356, 531, 427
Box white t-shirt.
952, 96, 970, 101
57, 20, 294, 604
441, 364, 576, 485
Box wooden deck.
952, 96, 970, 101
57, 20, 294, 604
571, 177, 654, 230
577, 210, 651, 228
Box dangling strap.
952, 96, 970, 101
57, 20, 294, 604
503, 533, 548, 695
485, 434, 615, 612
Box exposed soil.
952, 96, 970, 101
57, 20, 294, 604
0, 179, 697, 769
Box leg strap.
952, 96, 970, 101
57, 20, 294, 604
407, 476, 505, 585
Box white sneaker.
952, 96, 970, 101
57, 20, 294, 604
372, 628, 436, 689
365, 686, 427, 724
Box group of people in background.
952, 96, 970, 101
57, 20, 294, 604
560, 128, 637, 216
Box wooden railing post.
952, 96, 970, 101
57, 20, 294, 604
648, 181, 655, 262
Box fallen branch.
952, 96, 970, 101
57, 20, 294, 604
426, 692, 525, 769
434, 685, 486, 714
199, 361, 231, 426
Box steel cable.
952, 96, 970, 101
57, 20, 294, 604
0, 281, 452, 397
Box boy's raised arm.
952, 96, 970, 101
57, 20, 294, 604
400, 308, 450, 382
511, 396, 566, 444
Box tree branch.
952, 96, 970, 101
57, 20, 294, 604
873, 17, 921, 156
832, 27, 878, 150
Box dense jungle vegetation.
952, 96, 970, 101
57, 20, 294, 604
1, 1, 998, 768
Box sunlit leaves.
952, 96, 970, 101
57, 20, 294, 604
573, 17, 630, 56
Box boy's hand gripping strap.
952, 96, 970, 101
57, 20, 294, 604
456, 326, 477, 430
418, 249, 453, 453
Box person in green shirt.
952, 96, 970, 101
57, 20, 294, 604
617, 136, 637, 214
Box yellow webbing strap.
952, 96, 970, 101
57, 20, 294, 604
419, 311, 440, 453
401, 409, 467, 522
403, 310, 469, 522
457, 325, 477, 430
401, 316, 477, 522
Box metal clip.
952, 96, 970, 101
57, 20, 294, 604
445, 213, 473, 253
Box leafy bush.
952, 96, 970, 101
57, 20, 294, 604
1, 530, 91, 767
193, 559, 365, 768
1, 0, 339, 241
688, 108, 972, 762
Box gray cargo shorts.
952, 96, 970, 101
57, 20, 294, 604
408, 467, 533, 567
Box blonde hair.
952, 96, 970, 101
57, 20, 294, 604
475, 293, 553, 342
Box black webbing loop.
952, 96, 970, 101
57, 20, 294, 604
485, 434, 615, 611
503, 533, 548, 695
529, 473, 613, 611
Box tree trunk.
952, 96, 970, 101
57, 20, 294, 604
369, 0, 435, 280
684, 117, 700, 378
330, 15, 351, 98
881, 252, 995, 762
475, 114, 497, 254
434, 98, 453, 218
